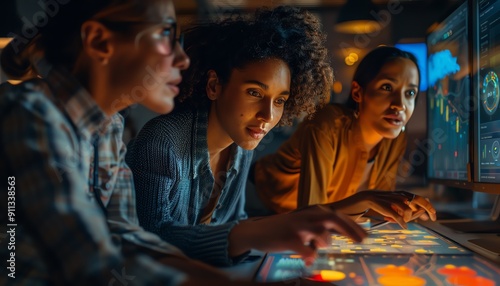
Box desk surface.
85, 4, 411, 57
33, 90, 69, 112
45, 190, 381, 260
219, 252, 265, 281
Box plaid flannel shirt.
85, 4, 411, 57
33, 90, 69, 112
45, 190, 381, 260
0, 59, 185, 285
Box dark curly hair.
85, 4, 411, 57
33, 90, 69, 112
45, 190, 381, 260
177, 6, 333, 126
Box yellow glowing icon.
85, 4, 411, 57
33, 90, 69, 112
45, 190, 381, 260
319, 270, 346, 281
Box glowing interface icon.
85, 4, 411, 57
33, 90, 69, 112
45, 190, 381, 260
482, 71, 499, 116
493, 141, 499, 161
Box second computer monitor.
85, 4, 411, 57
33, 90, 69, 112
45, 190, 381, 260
426, 1, 471, 182
473, 0, 500, 184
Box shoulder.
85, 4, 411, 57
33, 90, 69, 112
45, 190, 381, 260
0, 79, 69, 125
142, 106, 195, 137
381, 131, 407, 153
302, 104, 354, 132
0, 80, 80, 160
1, 79, 55, 113
129, 107, 196, 157
392, 131, 408, 148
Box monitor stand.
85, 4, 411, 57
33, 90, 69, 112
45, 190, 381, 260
440, 195, 500, 233
467, 237, 500, 258
439, 196, 500, 259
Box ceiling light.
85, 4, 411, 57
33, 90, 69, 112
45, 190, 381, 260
336, 0, 381, 34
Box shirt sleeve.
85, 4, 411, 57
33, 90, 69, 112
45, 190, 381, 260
1, 97, 118, 283
374, 133, 408, 190
127, 130, 243, 266
0, 93, 185, 285
102, 115, 186, 258
297, 124, 337, 208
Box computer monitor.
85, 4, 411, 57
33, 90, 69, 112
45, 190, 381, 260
470, 0, 500, 214
426, 1, 471, 186
473, 0, 500, 188
395, 42, 428, 92
434, 0, 500, 262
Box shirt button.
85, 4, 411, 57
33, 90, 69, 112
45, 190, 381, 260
104, 182, 112, 190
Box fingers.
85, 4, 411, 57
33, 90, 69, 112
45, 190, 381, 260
314, 229, 332, 248
384, 204, 408, 229
409, 196, 437, 221
418, 213, 430, 221
293, 242, 317, 266
316, 209, 367, 243
297, 205, 367, 243
369, 201, 409, 228
300, 224, 332, 249
392, 201, 413, 222
370, 191, 437, 224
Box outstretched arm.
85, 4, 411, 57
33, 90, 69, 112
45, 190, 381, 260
228, 205, 367, 265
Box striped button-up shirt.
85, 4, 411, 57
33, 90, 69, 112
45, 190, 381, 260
127, 104, 252, 266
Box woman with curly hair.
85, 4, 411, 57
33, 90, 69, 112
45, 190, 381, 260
253, 46, 437, 227
126, 6, 366, 267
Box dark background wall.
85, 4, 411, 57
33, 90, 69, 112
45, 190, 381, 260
0, 0, 465, 188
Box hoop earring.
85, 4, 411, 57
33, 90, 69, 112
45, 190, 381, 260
354, 102, 360, 119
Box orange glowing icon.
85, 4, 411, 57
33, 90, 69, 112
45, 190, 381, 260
308, 270, 346, 282
378, 275, 426, 286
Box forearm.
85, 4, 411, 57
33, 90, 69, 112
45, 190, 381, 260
227, 220, 253, 258
325, 194, 370, 217
152, 222, 245, 266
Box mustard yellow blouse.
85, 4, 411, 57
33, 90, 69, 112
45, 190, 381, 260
254, 104, 407, 213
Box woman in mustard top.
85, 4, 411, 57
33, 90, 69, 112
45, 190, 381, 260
254, 46, 436, 227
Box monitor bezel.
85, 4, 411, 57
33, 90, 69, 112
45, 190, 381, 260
470, 0, 500, 192
425, 0, 473, 188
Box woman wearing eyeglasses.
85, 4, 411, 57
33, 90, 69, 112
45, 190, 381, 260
0, 0, 255, 285
126, 6, 366, 267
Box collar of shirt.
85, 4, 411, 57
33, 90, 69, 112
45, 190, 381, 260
34, 57, 111, 142
346, 109, 397, 163
347, 112, 369, 153
191, 103, 243, 179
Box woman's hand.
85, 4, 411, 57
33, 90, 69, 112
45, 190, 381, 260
228, 205, 367, 265
327, 190, 437, 229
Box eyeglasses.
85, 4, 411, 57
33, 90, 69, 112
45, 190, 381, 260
97, 19, 183, 55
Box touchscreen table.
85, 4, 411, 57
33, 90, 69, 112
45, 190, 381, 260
321, 223, 469, 255
256, 252, 500, 285
255, 223, 500, 285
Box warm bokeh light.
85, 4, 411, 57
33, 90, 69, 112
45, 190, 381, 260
333, 81, 342, 94
345, 52, 359, 66
0, 37, 12, 49
348, 52, 359, 62
335, 20, 381, 34
345, 57, 355, 66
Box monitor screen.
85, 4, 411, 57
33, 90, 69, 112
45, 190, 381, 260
395, 42, 428, 92
473, 0, 500, 184
426, 1, 471, 182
